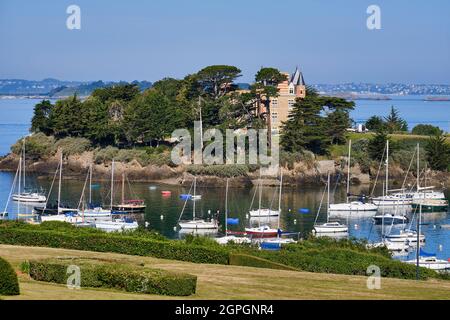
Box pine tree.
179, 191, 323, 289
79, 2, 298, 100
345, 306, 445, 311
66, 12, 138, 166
425, 133, 450, 171
368, 130, 389, 161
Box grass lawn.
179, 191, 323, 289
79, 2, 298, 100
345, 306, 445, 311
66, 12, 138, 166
1, 245, 450, 300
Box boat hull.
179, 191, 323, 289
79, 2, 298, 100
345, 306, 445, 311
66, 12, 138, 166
329, 202, 378, 212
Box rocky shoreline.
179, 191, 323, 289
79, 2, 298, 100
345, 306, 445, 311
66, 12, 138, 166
0, 152, 449, 189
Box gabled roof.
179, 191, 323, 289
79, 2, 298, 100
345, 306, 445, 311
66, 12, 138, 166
290, 67, 305, 86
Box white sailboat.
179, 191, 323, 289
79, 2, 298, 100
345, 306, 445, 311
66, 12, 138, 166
329, 140, 378, 212
12, 137, 46, 204
405, 256, 450, 271
248, 172, 281, 217
78, 161, 112, 218
215, 178, 251, 245
372, 140, 413, 206
314, 173, 349, 234
178, 177, 218, 230
41, 150, 83, 224
245, 169, 281, 237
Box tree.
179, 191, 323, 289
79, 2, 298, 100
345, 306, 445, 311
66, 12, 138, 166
384, 106, 408, 133
49, 95, 86, 138
412, 124, 442, 136
425, 132, 450, 171
321, 96, 355, 145
196, 65, 241, 99
253, 67, 287, 147
365, 116, 385, 131
31, 100, 54, 135
281, 88, 330, 155
124, 90, 183, 146
92, 84, 140, 103
368, 130, 389, 161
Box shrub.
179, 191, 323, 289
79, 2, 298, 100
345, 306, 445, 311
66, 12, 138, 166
94, 146, 119, 164
11, 133, 55, 159
27, 258, 196, 296
0, 256, 20, 296
187, 164, 249, 177
412, 124, 442, 136
53, 137, 92, 155
0, 222, 229, 265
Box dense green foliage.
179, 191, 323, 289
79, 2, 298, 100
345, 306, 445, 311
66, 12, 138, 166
281, 87, 354, 155
0, 221, 229, 265
365, 107, 408, 133
0, 221, 443, 281
425, 132, 450, 171
25, 258, 196, 296
367, 130, 389, 161
0, 256, 20, 296
186, 164, 249, 177
412, 124, 442, 136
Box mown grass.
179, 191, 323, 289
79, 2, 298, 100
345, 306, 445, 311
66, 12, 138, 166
2, 245, 450, 300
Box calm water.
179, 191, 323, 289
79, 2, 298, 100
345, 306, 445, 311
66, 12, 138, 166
0, 97, 450, 262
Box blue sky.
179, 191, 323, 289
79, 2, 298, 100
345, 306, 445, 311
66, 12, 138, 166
0, 0, 449, 84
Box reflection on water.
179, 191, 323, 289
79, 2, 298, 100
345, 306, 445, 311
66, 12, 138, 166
0, 171, 449, 261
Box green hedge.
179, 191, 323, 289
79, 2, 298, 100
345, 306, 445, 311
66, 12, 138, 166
0, 224, 229, 265
254, 246, 438, 280
229, 253, 298, 271
0, 256, 20, 296
25, 258, 196, 296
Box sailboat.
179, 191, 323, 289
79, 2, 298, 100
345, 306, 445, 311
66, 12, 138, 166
178, 177, 219, 230
248, 175, 281, 217
111, 172, 146, 213
245, 169, 282, 237
328, 140, 378, 212
34, 153, 78, 216
40, 150, 83, 223
314, 173, 349, 234
372, 140, 413, 206
215, 178, 251, 245
77, 162, 112, 218
12, 137, 46, 204
368, 185, 410, 252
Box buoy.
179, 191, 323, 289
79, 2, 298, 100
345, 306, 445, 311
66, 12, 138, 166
160, 215, 164, 220
354, 224, 358, 230
161, 191, 171, 196
245, 214, 249, 219
208, 210, 211, 214
289, 208, 292, 212
173, 226, 177, 231
294, 219, 297, 225
439, 244, 443, 252
145, 222, 149, 228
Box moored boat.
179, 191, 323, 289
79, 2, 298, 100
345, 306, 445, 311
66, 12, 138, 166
411, 199, 449, 213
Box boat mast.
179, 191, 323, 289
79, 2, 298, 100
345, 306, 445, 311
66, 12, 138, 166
89, 163, 92, 205
17, 155, 22, 214
198, 97, 203, 151
225, 178, 229, 235
57, 150, 62, 214
416, 189, 423, 280
110, 159, 115, 209
386, 140, 389, 196
122, 172, 125, 205
278, 168, 283, 231
193, 177, 196, 220
258, 170, 262, 227
416, 143, 420, 191
22, 137, 26, 191
327, 172, 330, 223
346, 140, 352, 203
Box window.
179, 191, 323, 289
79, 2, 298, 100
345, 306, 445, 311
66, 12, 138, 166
289, 87, 294, 94
288, 100, 294, 109
272, 99, 278, 108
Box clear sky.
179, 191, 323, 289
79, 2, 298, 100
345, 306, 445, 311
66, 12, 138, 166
0, 0, 449, 84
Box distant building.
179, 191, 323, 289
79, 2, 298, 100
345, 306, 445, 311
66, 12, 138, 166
267, 68, 306, 133
347, 123, 369, 133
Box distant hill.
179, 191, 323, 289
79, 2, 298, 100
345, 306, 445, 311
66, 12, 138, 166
0, 79, 153, 97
